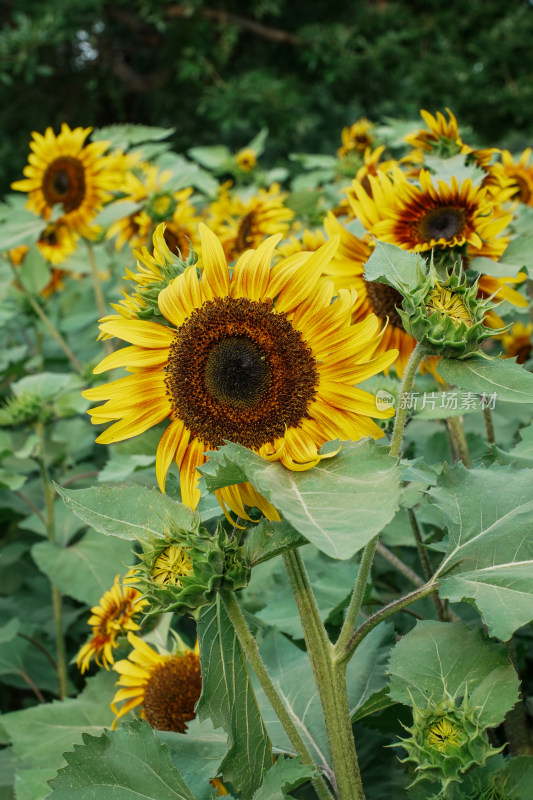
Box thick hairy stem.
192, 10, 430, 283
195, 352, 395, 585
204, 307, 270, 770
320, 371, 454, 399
283, 549, 366, 800
483, 406, 495, 445
221, 590, 335, 800
446, 415, 473, 468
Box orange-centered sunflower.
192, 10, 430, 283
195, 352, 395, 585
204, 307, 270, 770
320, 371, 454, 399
11, 124, 119, 239
84, 223, 398, 519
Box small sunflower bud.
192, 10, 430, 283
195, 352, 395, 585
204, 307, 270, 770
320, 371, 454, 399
393, 690, 504, 793
398, 263, 506, 358
134, 515, 250, 616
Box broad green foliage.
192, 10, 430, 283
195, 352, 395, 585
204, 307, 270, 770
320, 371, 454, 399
388, 621, 519, 727
200, 440, 401, 559
197, 597, 272, 798
251, 756, 317, 799
430, 464, 533, 639
48, 720, 196, 800
437, 357, 533, 402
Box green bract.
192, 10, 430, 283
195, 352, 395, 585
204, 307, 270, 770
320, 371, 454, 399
134, 516, 250, 616
395, 690, 504, 795
397, 264, 505, 358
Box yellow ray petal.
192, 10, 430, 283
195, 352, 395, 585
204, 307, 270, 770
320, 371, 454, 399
98, 318, 175, 348
180, 438, 206, 510
93, 345, 169, 374
156, 418, 186, 492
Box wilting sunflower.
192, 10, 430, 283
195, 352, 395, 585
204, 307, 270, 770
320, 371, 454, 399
84, 223, 398, 519
502, 321, 533, 364
349, 168, 513, 262
76, 573, 149, 674
11, 124, 119, 239
337, 117, 375, 159
207, 183, 294, 261
323, 212, 416, 376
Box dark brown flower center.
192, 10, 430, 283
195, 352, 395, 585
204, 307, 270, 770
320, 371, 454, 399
417, 206, 466, 242
163, 225, 190, 259
365, 281, 404, 329
511, 175, 531, 205
42, 157, 86, 212
143, 652, 202, 733
165, 296, 318, 449
235, 212, 255, 253
514, 342, 532, 365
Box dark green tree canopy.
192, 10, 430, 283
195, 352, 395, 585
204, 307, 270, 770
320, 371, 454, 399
2, 0, 533, 193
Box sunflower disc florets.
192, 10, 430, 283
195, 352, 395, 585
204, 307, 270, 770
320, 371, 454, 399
394, 690, 504, 794
135, 515, 250, 616
397, 263, 506, 358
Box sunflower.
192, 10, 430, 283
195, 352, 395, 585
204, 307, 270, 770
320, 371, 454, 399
323, 212, 416, 376
501, 321, 533, 364
76, 573, 149, 674
207, 183, 294, 262
277, 227, 326, 258
111, 632, 201, 732
84, 223, 398, 520
349, 168, 513, 261
36, 219, 79, 265
11, 124, 119, 239
337, 117, 375, 159
490, 148, 533, 207
404, 108, 496, 167
235, 147, 257, 172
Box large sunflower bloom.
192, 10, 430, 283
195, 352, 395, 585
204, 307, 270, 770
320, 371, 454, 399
84, 223, 397, 519
11, 124, 119, 239
76, 573, 149, 674
323, 213, 416, 376
349, 168, 513, 261
207, 183, 294, 262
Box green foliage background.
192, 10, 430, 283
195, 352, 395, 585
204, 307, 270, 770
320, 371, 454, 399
2, 0, 533, 193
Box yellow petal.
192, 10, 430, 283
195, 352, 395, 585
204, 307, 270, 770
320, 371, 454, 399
99, 318, 176, 348
156, 418, 186, 492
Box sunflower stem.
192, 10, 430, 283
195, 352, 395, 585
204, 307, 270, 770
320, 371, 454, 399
335, 536, 378, 660
446, 414, 473, 468
36, 424, 68, 700
342, 582, 439, 664
407, 508, 447, 621
86, 240, 113, 356
9, 260, 84, 373
220, 590, 335, 800
283, 549, 366, 800
483, 405, 496, 445
389, 343, 426, 459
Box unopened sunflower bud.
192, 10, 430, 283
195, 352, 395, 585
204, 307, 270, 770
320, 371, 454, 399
398, 264, 505, 358
393, 690, 504, 793
134, 516, 250, 616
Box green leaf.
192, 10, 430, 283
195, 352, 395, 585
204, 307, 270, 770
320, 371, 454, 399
363, 241, 426, 294
469, 255, 528, 279
0, 469, 26, 491
197, 597, 271, 798
0, 618, 19, 643
347, 623, 396, 722
246, 127, 268, 157
31, 530, 133, 606
17, 247, 50, 294
424, 153, 486, 187
501, 235, 533, 272
251, 756, 316, 800
157, 718, 228, 800
0, 215, 44, 252
495, 756, 533, 798
92, 200, 141, 229
92, 124, 175, 148
12, 373, 77, 401
437, 356, 533, 403
388, 621, 519, 727
2, 670, 117, 769
430, 463, 533, 640
246, 519, 308, 566
199, 440, 401, 560
54, 484, 195, 541
47, 720, 195, 800
14, 767, 57, 800
187, 145, 231, 170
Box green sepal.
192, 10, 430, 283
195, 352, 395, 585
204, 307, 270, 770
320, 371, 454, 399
397, 262, 506, 358
393, 689, 504, 793
133, 516, 250, 616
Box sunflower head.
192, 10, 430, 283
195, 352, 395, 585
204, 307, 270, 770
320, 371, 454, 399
76, 572, 149, 674
134, 515, 250, 616
397, 263, 506, 358
394, 691, 504, 792
235, 147, 257, 172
